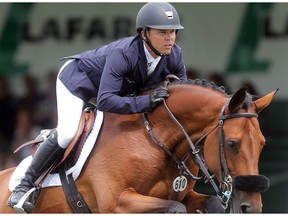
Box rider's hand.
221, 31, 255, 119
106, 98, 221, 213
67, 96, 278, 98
149, 87, 169, 109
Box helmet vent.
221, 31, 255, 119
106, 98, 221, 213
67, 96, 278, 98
165, 11, 173, 19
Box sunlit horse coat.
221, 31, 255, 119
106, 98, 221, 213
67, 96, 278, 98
59, 35, 187, 114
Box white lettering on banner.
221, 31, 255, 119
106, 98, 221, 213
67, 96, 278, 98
21, 17, 133, 41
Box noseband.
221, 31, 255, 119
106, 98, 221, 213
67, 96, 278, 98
142, 96, 260, 209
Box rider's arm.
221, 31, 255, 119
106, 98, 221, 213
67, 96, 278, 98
97, 49, 151, 114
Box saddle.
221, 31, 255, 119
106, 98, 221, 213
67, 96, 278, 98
13, 105, 96, 213
14, 106, 96, 172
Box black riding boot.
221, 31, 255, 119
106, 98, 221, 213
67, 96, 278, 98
6, 130, 65, 212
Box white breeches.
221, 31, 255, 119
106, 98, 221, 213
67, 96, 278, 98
56, 60, 84, 148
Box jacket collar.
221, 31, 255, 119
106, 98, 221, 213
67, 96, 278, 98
138, 38, 148, 84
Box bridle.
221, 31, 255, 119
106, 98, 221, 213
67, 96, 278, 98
142, 89, 258, 209
216, 99, 258, 208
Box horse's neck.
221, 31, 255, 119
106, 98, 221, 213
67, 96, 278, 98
147, 103, 218, 154
147, 91, 225, 159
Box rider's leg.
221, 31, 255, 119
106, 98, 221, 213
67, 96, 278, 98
6, 130, 65, 212
7, 62, 84, 212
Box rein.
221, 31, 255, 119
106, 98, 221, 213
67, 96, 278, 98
142, 83, 258, 209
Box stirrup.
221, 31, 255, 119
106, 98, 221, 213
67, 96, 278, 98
13, 187, 36, 213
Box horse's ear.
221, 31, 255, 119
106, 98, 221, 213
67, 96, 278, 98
228, 87, 247, 113
254, 88, 278, 113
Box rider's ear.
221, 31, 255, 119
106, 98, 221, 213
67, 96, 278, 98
141, 30, 146, 40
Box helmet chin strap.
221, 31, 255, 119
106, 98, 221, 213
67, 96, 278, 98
143, 29, 165, 57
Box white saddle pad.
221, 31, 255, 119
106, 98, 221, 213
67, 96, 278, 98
9, 110, 103, 192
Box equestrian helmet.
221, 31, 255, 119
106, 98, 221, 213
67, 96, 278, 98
136, 2, 184, 33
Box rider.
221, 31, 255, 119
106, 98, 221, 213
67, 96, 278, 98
7, 2, 187, 212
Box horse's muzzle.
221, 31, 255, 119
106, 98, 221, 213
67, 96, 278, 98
233, 175, 270, 192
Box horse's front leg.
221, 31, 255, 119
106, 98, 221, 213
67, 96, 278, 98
182, 190, 224, 213
115, 188, 187, 213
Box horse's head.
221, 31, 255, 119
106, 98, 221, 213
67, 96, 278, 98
144, 80, 277, 213
203, 87, 278, 213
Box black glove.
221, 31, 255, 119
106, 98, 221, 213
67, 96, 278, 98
149, 87, 169, 109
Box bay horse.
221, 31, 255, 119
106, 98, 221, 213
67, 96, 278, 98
0, 79, 277, 213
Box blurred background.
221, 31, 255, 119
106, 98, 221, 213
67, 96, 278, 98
0, 2, 287, 213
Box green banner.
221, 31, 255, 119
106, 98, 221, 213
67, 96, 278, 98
0, 3, 34, 76
226, 3, 273, 74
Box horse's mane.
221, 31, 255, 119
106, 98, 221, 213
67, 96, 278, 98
138, 78, 229, 96
170, 79, 228, 95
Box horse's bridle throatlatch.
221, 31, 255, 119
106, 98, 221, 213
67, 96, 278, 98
142, 78, 259, 210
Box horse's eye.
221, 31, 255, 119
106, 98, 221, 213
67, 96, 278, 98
226, 139, 239, 152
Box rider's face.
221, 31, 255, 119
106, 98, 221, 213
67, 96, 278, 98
142, 29, 176, 58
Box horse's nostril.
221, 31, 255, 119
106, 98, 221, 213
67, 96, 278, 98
241, 204, 249, 213
241, 203, 262, 213
241, 203, 252, 213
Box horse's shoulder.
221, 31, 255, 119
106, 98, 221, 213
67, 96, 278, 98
0, 167, 15, 179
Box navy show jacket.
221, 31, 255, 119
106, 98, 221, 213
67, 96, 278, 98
59, 35, 187, 114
